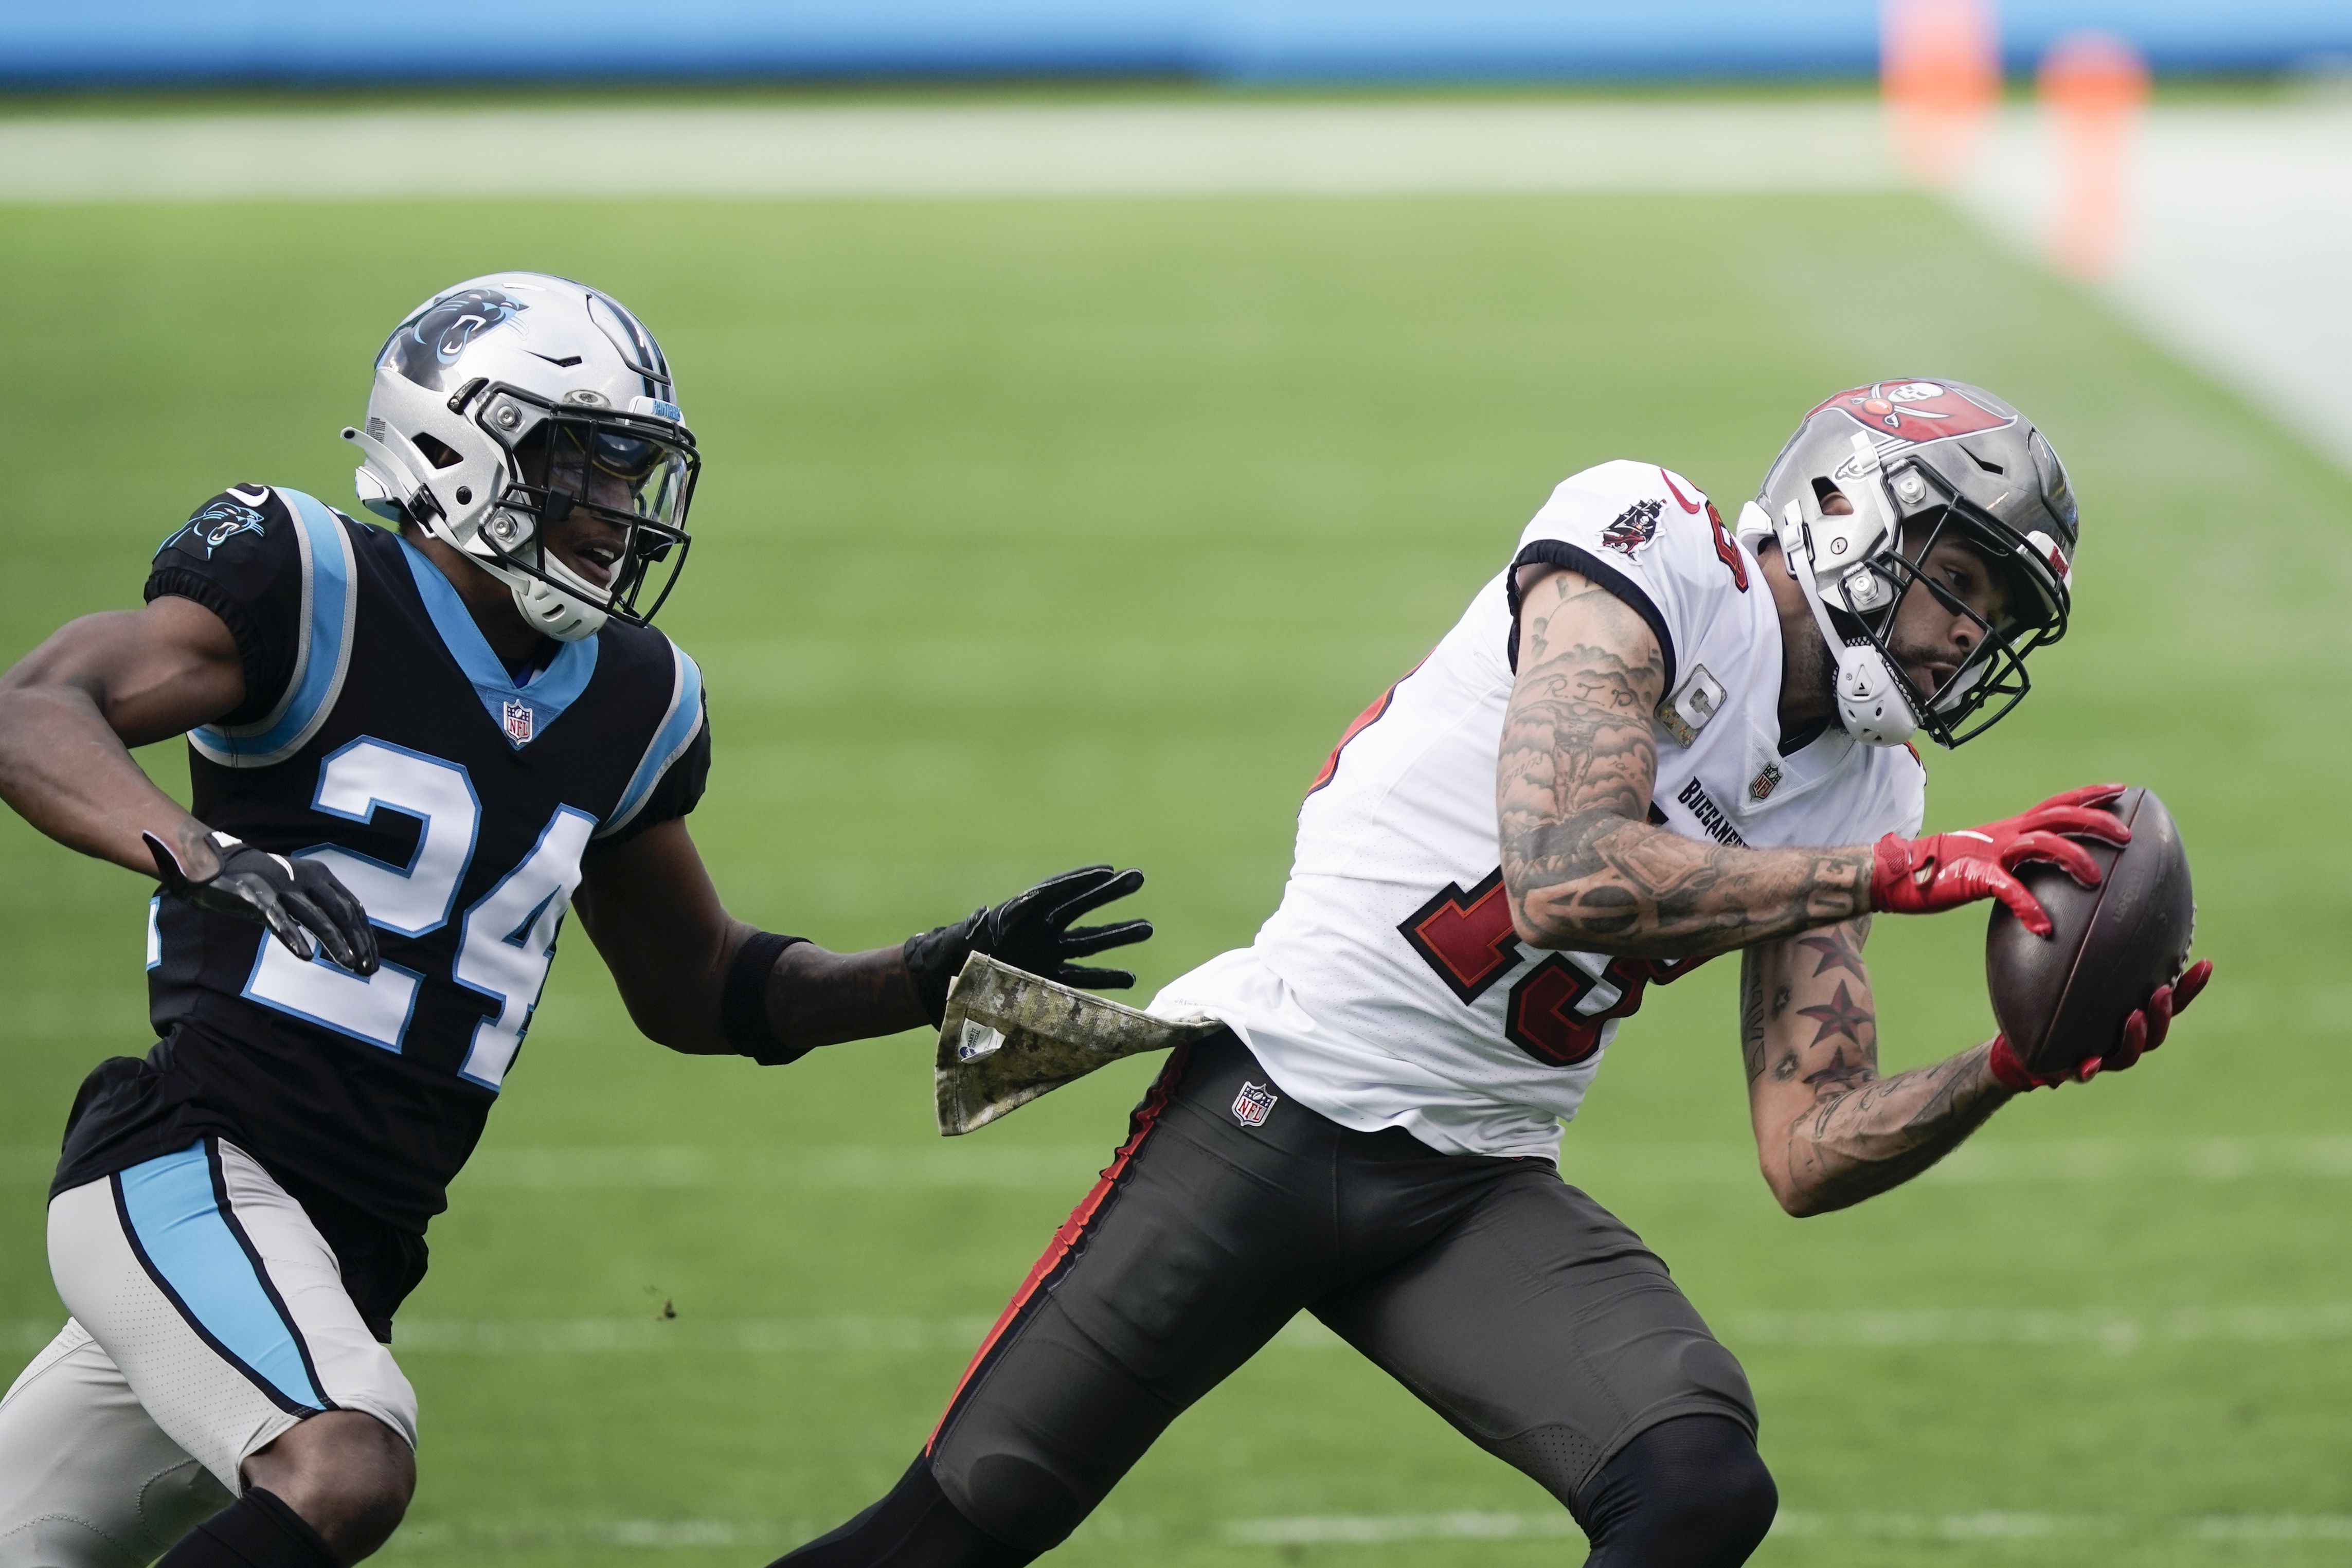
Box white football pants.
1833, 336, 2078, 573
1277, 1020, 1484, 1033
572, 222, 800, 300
0, 1139, 417, 1567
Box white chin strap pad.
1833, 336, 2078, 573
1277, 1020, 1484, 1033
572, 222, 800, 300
1771, 495, 1919, 748
509, 569, 606, 642
1835, 645, 1919, 747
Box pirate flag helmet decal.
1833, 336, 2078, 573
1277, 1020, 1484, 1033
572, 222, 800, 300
1735, 379, 2077, 749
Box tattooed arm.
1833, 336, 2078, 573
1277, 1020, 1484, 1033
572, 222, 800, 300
1498, 566, 1871, 959
1742, 917, 2012, 1216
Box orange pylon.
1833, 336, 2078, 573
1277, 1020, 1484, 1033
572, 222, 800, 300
1881, 0, 2000, 188
2039, 32, 2150, 280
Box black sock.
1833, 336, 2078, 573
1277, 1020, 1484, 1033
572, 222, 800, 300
767, 1455, 1032, 1568
158, 1487, 341, 1568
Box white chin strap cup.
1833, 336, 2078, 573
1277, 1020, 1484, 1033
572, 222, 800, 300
1775, 500, 1919, 748
508, 565, 607, 642
1834, 644, 1918, 747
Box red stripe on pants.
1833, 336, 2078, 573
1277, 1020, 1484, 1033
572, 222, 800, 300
927, 1048, 1191, 1449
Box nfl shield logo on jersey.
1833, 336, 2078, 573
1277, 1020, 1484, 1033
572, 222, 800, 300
501, 699, 534, 745
1749, 761, 1783, 802
1232, 1081, 1279, 1127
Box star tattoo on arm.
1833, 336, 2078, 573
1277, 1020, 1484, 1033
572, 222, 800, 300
1802, 1044, 1874, 1093
1743, 923, 2014, 1216
1796, 925, 1870, 983
1797, 981, 1873, 1048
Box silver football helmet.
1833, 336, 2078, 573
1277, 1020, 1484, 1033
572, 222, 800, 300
342, 273, 698, 641
1736, 379, 2076, 748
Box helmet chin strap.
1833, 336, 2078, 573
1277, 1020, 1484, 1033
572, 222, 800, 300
1772, 498, 1920, 748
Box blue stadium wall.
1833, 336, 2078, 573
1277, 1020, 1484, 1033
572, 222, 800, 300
5, 1, 2350, 86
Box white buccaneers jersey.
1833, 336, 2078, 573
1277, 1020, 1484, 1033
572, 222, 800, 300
1151, 459, 1927, 1160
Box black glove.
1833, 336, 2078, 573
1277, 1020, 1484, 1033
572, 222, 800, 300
903, 865, 1152, 1025
146, 830, 380, 976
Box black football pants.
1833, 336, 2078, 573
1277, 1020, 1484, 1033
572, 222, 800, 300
775, 1030, 1767, 1564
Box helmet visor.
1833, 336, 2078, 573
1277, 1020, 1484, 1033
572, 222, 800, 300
535, 418, 694, 531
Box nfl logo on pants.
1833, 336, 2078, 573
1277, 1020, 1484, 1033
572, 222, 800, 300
1232, 1081, 1279, 1127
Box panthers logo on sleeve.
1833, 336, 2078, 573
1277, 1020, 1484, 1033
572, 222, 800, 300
166, 495, 269, 560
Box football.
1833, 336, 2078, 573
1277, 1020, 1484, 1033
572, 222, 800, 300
1985, 786, 2196, 1078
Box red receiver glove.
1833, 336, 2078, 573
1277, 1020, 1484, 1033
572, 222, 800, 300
1988, 958, 2215, 1090
1869, 783, 2133, 937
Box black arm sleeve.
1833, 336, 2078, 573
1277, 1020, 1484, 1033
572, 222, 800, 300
142, 486, 306, 727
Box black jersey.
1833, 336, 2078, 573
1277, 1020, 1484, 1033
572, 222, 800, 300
56, 483, 710, 1253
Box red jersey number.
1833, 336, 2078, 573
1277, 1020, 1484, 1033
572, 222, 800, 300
1398, 867, 1702, 1068
1705, 501, 1749, 592
1661, 468, 1748, 594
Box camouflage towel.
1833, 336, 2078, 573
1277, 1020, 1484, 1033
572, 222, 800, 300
935, 953, 1222, 1136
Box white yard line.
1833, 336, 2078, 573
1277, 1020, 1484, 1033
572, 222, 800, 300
1227, 1511, 1578, 1544
382, 1517, 807, 1552
14, 1302, 2349, 1359
1725, 1302, 2352, 1355
265, 1132, 2352, 1189
1225, 1509, 2352, 1546
0, 101, 1901, 201
8, 1134, 2352, 1189
454, 1142, 1116, 1190
0, 97, 2342, 467
365, 1507, 2352, 1552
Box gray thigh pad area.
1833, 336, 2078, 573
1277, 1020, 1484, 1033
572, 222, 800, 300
1311, 1172, 1757, 1502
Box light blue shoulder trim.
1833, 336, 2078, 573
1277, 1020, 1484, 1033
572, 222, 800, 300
190, 489, 356, 769
396, 538, 597, 748
599, 642, 704, 839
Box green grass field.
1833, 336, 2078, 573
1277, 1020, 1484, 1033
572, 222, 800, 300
5, 173, 2349, 1566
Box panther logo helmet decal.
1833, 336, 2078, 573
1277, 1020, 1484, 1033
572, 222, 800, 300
380, 288, 526, 391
